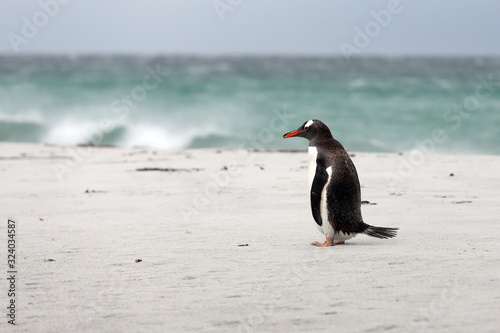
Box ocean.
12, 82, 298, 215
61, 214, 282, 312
1, 55, 499, 154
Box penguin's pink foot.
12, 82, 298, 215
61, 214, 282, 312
312, 238, 333, 247
312, 238, 345, 246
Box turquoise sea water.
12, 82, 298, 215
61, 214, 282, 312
0, 55, 499, 154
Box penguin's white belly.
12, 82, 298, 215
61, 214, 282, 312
318, 166, 335, 238
308, 146, 355, 242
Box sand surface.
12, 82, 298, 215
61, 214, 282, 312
1, 143, 499, 332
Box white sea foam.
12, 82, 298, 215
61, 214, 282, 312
43, 119, 101, 145
39, 112, 228, 149
118, 122, 223, 149
119, 124, 181, 149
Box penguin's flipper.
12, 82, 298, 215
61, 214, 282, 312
310, 158, 329, 227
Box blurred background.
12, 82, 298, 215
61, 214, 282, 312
0, 0, 499, 153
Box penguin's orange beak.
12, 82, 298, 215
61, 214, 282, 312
283, 130, 303, 138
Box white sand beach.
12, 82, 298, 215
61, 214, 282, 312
1, 142, 499, 332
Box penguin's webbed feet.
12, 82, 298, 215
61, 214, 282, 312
311, 238, 345, 247
312, 237, 333, 247
312, 241, 331, 247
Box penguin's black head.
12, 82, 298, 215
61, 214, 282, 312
283, 119, 333, 145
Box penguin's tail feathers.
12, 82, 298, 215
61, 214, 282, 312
363, 225, 398, 239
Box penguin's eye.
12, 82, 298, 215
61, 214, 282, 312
304, 126, 309, 130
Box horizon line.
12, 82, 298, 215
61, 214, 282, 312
1, 52, 500, 58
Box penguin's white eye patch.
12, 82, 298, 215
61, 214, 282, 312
304, 119, 314, 129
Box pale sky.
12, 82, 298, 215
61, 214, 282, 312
1, 0, 499, 55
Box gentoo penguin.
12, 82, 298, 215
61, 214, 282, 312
283, 119, 398, 246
